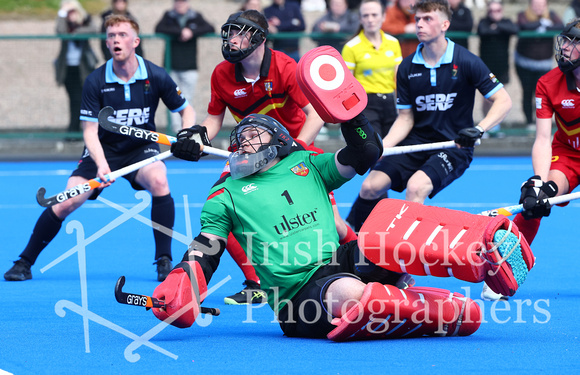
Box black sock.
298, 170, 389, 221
20, 207, 64, 265
346, 193, 387, 232
151, 194, 174, 261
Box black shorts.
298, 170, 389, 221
372, 146, 473, 198
71, 143, 161, 199
277, 241, 402, 338
363, 93, 397, 138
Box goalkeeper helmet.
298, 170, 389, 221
229, 114, 294, 179
556, 19, 580, 74
221, 10, 268, 63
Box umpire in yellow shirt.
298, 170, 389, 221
342, 0, 402, 137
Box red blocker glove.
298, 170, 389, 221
152, 261, 208, 328
519, 175, 558, 219
296, 46, 367, 123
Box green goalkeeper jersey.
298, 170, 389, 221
200, 151, 351, 312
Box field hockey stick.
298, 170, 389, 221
115, 276, 220, 316
478, 191, 580, 217
98, 106, 230, 158
382, 139, 481, 157
36, 150, 173, 207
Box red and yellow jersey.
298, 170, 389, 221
207, 48, 309, 138
536, 67, 580, 150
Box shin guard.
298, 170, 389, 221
357, 199, 534, 296
327, 283, 481, 341
152, 261, 208, 328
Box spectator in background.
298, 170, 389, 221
342, 0, 401, 138
381, 0, 417, 58
347, 0, 363, 9
55, 0, 98, 135
515, 0, 563, 129
312, 0, 359, 50
264, 0, 306, 62
100, 0, 143, 60
447, 0, 473, 49
563, 0, 580, 24
155, 0, 214, 134
477, 0, 518, 118
240, 0, 263, 11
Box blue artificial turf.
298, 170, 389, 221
0, 156, 577, 374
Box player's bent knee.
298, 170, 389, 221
359, 178, 385, 200
145, 175, 170, 195
52, 197, 84, 218
405, 179, 432, 202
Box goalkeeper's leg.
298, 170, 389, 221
327, 280, 481, 341
278, 272, 480, 341
358, 199, 535, 297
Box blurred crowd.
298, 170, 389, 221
54, 0, 577, 133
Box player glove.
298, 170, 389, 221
171, 125, 211, 162
455, 126, 484, 148
519, 175, 558, 219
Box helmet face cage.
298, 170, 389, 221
556, 20, 580, 73
221, 14, 267, 63
228, 114, 294, 179
230, 125, 272, 154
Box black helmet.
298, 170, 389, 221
228, 114, 295, 179
221, 10, 268, 63
556, 19, 580, 74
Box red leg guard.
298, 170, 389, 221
226, 232, 259, 284
152, 261, 208, 328
513, 213, 541, 245
327, 283, 481, 341
357, 199, 535, 296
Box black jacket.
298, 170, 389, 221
155, 9, 214, 71
477, 17, 519, 82
449, 3, 473, 49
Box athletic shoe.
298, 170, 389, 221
395, 273, 415, 289
481, 282, 508, 301
155, 256, 172, 282
4, 258, 32, 281
224, 280, 267, 305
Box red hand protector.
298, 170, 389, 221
296, 46, 367, 123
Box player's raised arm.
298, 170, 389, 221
335, 114, 383, 179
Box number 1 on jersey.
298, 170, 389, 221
281, 190, 294, 205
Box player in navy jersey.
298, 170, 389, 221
346, 0, 512, 232
4, 15, 195, 283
